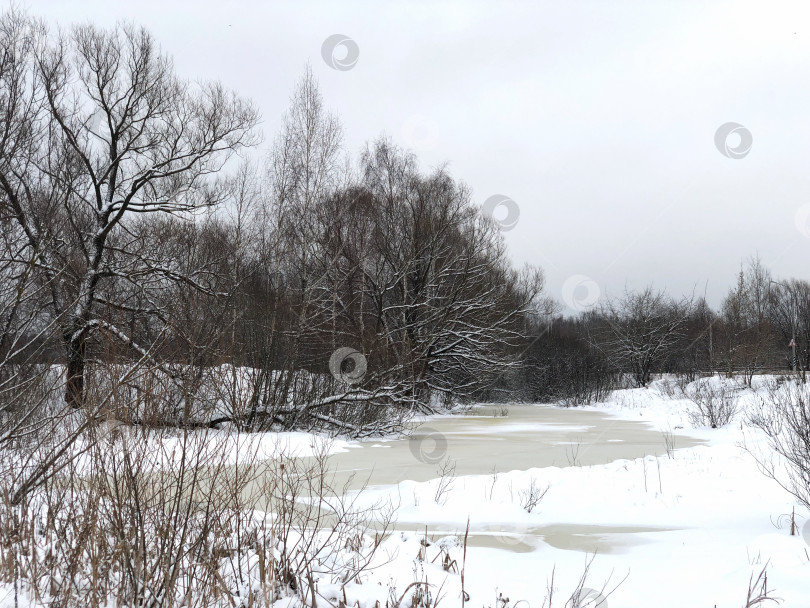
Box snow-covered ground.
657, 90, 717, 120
328, 376, 809, 607
2, 376, 808, 607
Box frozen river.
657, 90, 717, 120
317, 404, 706, 554
328, 404, 704, 488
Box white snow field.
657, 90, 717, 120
319, 376, 810, 608
2, 376, 809, 607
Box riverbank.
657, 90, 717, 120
2, 377, 808, 607
330, 376, 809, 607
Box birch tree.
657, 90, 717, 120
719, 257, 778, 383
319, 139, 547, 410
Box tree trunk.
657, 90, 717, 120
64, 330, 86, 408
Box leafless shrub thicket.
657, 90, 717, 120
654, 376, 685, 400
685, 380, 740, 428
747, 379, 810, 510
0, 378, 394, 607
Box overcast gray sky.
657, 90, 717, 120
27, 0, 810, 312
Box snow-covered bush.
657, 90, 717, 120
747, 378, 810, 510
517, 477, 549, 513
0, 426, 393, 607
685, 380, 739, 428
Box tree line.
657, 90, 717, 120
1, 11, 807, 448
0, 13, 546, 442
521, 256, 809, 405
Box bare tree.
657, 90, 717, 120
747, 378, 810, 510
769, 278, 810, 382
316, 139, 547, 411
0, 15, 259, 409
719, 257, 778, 384
592, 286, 694, 387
